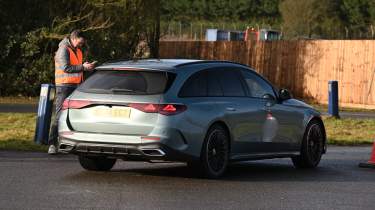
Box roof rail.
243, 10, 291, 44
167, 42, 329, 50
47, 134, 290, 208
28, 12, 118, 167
175, 60, 249, 68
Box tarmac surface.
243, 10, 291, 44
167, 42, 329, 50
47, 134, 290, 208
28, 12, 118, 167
0, 146, 374, 210
0, 103, 38, 113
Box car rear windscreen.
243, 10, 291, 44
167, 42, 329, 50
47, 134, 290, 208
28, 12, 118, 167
77, 70, 175, 95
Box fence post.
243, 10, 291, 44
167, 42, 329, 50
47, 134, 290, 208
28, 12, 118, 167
190, 23, 193, 40
179, 21, 182, 40
328, 80, 340, 118
200, 23, 203, 40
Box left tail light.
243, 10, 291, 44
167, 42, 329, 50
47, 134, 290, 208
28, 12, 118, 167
61, 99, 92, 110
129, 103, 187, 116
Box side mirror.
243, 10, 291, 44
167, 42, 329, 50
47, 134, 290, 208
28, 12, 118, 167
279, 89, 292, 101
262, 93, 276, 101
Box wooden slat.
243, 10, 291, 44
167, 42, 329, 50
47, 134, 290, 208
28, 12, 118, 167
159, 40, 375, 108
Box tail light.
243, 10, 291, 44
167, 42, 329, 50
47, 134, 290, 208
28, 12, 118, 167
61, 99, 92, 110
61, 100, 186, 115
129, 103, 187, 116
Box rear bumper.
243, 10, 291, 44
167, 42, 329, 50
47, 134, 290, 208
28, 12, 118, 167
58, 137, 197, 162
57, 109, 205, 161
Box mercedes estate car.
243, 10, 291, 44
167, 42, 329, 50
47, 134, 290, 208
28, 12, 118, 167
57, 59, 326, 178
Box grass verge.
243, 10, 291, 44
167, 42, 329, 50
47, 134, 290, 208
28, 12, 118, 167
0, 113, 373, 151
306, 102, 375, 113
0, 97, 38, 104
0, 113, 47, 151
323, 116, 375, 145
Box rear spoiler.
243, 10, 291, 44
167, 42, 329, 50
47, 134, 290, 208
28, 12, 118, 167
95, 66, 175, 73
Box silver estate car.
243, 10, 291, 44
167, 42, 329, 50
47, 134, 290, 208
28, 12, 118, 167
58, 59, 326, 178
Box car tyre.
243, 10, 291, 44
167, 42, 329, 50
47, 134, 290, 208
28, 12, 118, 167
78, 155, 117, 171
292, 120, 325, 168
198, 124, 229, 178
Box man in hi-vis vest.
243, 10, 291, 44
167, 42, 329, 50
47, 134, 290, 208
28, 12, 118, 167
48, 30, 95, 154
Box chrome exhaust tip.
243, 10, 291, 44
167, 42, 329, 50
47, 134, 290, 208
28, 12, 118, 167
58, 143, 75, 153
141, 149, 166, 157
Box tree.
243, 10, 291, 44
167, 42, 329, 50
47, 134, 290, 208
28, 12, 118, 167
0, 0, 161, 96
279, 0, 342, 39
340, 0, 373, 38
160, 0, 281, 24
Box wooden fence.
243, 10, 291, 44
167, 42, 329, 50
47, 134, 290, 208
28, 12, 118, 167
159, 41, 375, 109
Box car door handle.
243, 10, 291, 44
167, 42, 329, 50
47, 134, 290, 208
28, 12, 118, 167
264, 101, 273, 107
226, 107, 236, 111
262, 101, 274, 111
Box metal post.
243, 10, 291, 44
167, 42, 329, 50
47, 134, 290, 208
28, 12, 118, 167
34, 84, 55, 145
328, 81, 340, 118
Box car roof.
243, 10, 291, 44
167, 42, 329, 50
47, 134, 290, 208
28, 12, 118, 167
95, 59, 248, 72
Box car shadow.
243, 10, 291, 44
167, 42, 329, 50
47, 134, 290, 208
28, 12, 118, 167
63, 158, 375, 183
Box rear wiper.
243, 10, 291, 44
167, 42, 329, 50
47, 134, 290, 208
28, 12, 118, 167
78, 88, 111, 93
110, 88, 133, 92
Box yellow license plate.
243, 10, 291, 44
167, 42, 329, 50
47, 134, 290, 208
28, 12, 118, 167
93, 107, 131, 118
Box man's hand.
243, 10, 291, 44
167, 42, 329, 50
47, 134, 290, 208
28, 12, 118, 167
83, 62, 95, 71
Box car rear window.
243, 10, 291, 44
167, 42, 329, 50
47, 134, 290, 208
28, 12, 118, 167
77, 70, 175, 95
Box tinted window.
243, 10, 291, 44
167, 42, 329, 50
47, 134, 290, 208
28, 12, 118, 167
241, 69, 275, 98
207, 71, 223, 96
217, 69, 246, 97
78, 70, 175, 95
179, 71, 207, 97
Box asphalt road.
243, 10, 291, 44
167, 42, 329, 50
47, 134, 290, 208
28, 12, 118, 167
0, 146, 374, 210
0, 103, 38, 113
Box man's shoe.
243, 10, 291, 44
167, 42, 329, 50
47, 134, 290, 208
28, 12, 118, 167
48, 145, 58, 155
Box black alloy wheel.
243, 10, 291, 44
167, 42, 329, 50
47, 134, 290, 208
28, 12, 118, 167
292, 121, 325, 168
200, 124, 229, 178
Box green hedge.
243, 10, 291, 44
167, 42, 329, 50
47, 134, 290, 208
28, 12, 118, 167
0, 0, 160, 96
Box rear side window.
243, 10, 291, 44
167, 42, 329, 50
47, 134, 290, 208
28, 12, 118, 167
179, 71, 207, 97
217, 69, 246, 97
179, 68, 246, 97
78, 70, 175, 95
207, 71, 223, 96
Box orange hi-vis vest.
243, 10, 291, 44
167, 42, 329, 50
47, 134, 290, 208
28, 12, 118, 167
55, 47, 83, 85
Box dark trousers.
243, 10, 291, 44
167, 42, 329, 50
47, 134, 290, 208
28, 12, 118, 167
48, 85, 77, 145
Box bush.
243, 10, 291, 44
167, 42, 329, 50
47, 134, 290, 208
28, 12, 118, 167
0, 0, 160, 96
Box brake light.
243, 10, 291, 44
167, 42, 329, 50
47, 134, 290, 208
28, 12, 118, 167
162, 104, 176, 112
159, 104, 186, 115
141, 136, 161, 141
144, 104, 158, 112
129, 103, 159, 113
129, 103, 186, 115
62, 99, 69, 110
61, 99, 92, 110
